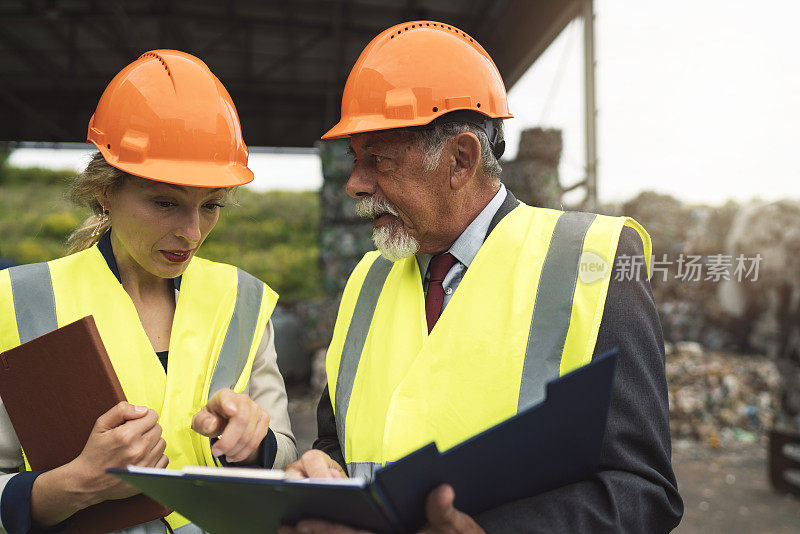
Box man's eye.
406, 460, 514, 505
156, 201, 175, 208
373, 155, 386, 164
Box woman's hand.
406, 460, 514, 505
192, 389, 270, 464
31, 401, 168, 526
71, 401, 168, 501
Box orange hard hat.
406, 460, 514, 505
322, 21, 513, 141
87, 50, 253, 187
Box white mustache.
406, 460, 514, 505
356, 196, 399, 219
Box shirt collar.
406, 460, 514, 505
417, 184, 508, 277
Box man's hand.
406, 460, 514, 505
419, 485, 485, 533
279, 522, 371, 534
278, 484, 484, 534
284, 450, 347, 479
191, 388, 270, 464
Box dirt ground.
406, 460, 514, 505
287, 388, 800, 532
672, 439, 800, 534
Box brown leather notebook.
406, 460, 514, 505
0, 315, 171, 534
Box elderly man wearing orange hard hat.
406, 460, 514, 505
284, 21, 682, 533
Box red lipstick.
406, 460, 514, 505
161, 250, 192, 263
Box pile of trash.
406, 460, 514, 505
667, 341, 781, 446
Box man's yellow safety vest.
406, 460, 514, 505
326, 203, 651, 480
0, 245, 277, 532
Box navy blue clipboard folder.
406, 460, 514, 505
111, 349, 618, 533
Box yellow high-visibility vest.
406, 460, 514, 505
0, 245, 277, 531
326, 203, 651, 479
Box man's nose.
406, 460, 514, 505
345, 165, 377, 199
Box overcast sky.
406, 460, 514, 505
9, 0, 800, 206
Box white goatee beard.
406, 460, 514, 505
356, 196, 420, 262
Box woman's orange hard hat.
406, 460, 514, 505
322, 21, 513, 140
87, 50, 253, 187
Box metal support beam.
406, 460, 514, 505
0, 86, 72, 140
252, 28, 330, 80
583, 0, 598, 209
324, 0, 346, 128
484, 0, 582, 88
0, 25, 65, 78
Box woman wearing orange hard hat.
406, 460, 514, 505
0, 50, 296, 533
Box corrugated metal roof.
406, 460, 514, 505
0, 0, 579, 146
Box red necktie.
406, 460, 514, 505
425, 253, 457, 333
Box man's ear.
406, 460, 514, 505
450, 132, 481, 191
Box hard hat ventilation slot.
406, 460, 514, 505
391, 21, 477, 46
139, 52, 173, 79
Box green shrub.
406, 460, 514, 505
0, 166, 76, 187
41, 212, 79, 240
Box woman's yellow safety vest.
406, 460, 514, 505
326, 204, 651, 480
0, 245, 277, 531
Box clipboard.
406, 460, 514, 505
112, 349, 618, 533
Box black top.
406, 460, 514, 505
313, 216, 683, 532
155, 350, 169, 372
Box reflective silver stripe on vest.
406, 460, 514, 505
173, 523, 207, 533
335, 256, 394, 461
110, 520, 207, 533
207, 268, 264, 399
518, 211, 596, 411
7, 263, 58, 343
347, 461, 382, 480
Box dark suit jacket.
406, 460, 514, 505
313, 200, 683, 533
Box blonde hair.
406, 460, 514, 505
65, 153, 127, 254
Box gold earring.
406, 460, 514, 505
91, 209, 109, 237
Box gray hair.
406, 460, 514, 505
413, 119, 504, 180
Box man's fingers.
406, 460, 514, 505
425, 484, 458, 527
284, 459, 308, 479
421, 485, 484, 534
329, 467, 345, 479
155, 454, 169, 469
301, 450, 339, 478
290, 519, 371, 534
284, 451, 346, 480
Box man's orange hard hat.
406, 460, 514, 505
87, 50, 253, 188
322, 21, 513, 140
